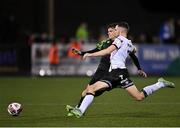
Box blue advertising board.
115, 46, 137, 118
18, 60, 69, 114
137, 45, 180, 75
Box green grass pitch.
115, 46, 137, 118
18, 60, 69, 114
0, 76, 180, 127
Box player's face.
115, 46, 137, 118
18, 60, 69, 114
115, 25, 121, 35
107, 28, 118, 39
115, 25, 127, 35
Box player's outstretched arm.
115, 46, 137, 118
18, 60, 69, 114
72, 48, 99, 56
72, 39, 111, 57
83, 45, 116, 60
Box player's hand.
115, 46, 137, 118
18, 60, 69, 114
72, 48, 82, 55
83, 53, 91, 60
138, 70, 147, 78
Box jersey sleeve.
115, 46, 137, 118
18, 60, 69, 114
96, 39, 110, 50
96, 40, 104, 50
128, 40, 137, 53
112, 38, 122, 49
131, 45, 137, 53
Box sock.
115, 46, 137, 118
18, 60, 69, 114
142, 82, 165, 96
79, 93, 94, 114
77, 96, 85, 108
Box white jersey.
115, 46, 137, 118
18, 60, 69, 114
110, 35, 135, 70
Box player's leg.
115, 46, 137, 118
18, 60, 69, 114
141, 77, 175, 97
126, 77, 175, 101
76, 86, 105, 106
67, 82, 106, 117
70, 81, 109, 118
77, 85, 107, 107
73, 75, 97, 109
77, 85, 89, 107
79, 81, 109, 113
115, 69, 145, 100
76, 68, 108, 107
125, 85, 145, 101
66, 85, 88, 116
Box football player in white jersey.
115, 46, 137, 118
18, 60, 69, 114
69, 22, 175, 118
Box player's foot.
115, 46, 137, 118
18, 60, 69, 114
66, 105, 74, 112
158, 77, 175, 88
71, 108, 83, 118
67, 112, 74, 117
66, 105, 75, 117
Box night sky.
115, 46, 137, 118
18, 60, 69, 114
0, 0, 179, 40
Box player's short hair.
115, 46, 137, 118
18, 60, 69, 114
117, 21, 130, 32
106, 23, 118, 29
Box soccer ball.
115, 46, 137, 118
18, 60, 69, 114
7, 102, 22, 116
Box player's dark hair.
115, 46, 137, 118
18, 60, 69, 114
106, 22, 118, 29
118, 21, 130, 32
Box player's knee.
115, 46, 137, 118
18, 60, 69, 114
86, 85, 96, 94
81, 89, 87, 97
134, 94, 145, 101
135, 97, 144, 101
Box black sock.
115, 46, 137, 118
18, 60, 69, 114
77, 96, 85, 108
141, 89, 148, 97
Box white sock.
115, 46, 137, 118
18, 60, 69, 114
79, 94, 94, 114
143, 82, 165, 96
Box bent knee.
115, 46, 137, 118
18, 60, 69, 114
134, 94, 145, 101
135, 96, 144, 101
86, 85, 96, 94
81, 89, 87, 97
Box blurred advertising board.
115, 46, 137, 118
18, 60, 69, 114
0, 44, 30, 75
31, 43, 180, 76
31, 43, 100, 76
137, 45, 180, 75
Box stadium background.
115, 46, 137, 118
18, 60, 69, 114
0, 0, 180, 127
0, 0, 179, 76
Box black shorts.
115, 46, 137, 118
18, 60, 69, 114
89, 68, 109, 85
100, 68, 134, 90
89, 55, 110, 85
